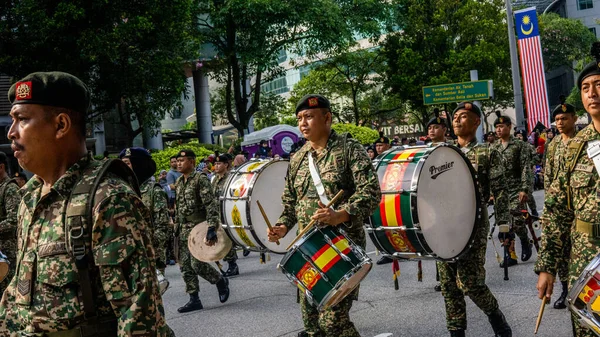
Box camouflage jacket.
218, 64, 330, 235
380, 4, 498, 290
140, 180, 170, 246
277, 130, 381, 244
0, 177, 20, 240
175, 170, 219, 228
0, 154, 170, 336
491, 136, 533, 194
457, 140, 510, 224
211, 171, 229, 201
535, 124, 600, 275
544, 136, 567, 191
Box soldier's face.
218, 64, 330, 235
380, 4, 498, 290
581, 75, 600, 118
452, 110, 480, 137
428, 124, 446, 142
214, 161, 228, 174
177, 157, 195, 174
555, 113, 576, 135
121, 157, 133, 170
8, 104, 59, 173
515, 133, 523, 141
375, 143, 389, 153
495, 124, 511, 139
297, 108, 331, 142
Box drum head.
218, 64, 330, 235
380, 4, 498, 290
188, 222, 233, 262
416, 146, 477, 260
248, 160, 294, 254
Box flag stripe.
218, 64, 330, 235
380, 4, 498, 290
517, 34, 550, 132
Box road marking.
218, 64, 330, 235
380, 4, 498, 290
373, 334, 393, 337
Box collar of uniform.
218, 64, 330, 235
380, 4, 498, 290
575, 123, 600, 142
139, 179, 153, 194
507, 135, 519, 145
183, 169, 197, 182
457, 139, 478, 149
309, 129, 338, 156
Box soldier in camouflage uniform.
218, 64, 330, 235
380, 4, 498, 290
436, 102, 512, 337
175, 149, 230, 313
0, 71, 173, 336
542, 98, 578, 310
492, 115, 534, 266
119, 147, 170, 274
211, 154, 239, 277
536, 46, 600, 336
0, 152, 21, 296
269, 94, 380, 337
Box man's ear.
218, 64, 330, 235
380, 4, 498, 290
55, 112, 72, 139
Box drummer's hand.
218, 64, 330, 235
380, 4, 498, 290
536, 272, 555, 300
205, 226, 218, 246
268, 224, 288, 242
312, 201, 350, 226
518, 191, 528, 203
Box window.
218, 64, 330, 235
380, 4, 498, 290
260, 76, 288, 95
590, 27, 597, 37
579, 0, 593, 10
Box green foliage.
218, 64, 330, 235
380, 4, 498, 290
152, 143, 227, 173
566, 86, 588, 117
538, 13, 597, 71
197, 0, 396, 136
331, 124, 378, 145
383, 0, 512, 127
0, 0, 198, 146
181, 121, 197, 131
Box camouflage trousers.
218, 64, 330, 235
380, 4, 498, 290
0, 237, 16, 295
438, 217, 499, 331
557, 231, 572, 282
223, 246, 238, 264
569, 230, 600, 337
154, 225, 171, 272
178, 223, 222, 294
299, 288, 360, 337
502, 191, 529, 244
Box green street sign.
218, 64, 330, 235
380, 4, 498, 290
423, 80, 492, 105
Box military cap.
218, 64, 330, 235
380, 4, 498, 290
8, 71, 90, 114
295, 94, 331, 115
552, 95, 576, 119
577, 42, 600, 89
374, 131, 390, 145
176, 149, 196, 158
452, 102, 481, 117
426, 117, 447, 129
215, 154, 230, 164
494, 114, 511, 126
118, 147, 157, 183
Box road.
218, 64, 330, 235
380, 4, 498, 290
161, 190, 575, 337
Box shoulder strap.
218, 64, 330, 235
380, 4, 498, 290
66, 159, 139, 322
564, 140, 585, 210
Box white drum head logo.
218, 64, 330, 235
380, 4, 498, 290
429, 161, 455, 179
281, 136, 294, 153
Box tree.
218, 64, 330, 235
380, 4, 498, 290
538, 13, 597, 71
383, 0, 512, 128
195, 0, 395, 136
0, 0, 198, 146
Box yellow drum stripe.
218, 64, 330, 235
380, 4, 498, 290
314, 247, 338, 270
383, 149, 417, 227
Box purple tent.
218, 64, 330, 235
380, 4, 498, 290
241, 125, 302, 158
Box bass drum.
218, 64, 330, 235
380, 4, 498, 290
221, 159, 293, 254
568, 253, 600, 335
366, 144, 480, 261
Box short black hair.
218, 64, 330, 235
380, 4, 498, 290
0, 152, 8, 168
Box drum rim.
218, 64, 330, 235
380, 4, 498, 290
318, 260, 372, 311
567, 254, 600, 309
417, 143, 482, 261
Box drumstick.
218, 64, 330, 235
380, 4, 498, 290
534, 296, 547, 334
257, 200, 279, 245
286, 190, 345, 250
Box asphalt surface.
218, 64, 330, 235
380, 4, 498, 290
162, 190, 575, 337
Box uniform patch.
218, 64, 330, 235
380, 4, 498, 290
308, 97, 318, 107
575, 164, 594, 173
17, 279, 30, 295
15, 81, 32, 100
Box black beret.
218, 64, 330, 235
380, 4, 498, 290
176, 149, 196, 158
119, 147, 152, 159
452, 102, 481, 117
514, 129, 526, 138
8, 71, 90, 114
295, 94, 331, 115
215, 154, 230, 164
494, 115, 512, 126
552, 96, 576, 119
427, 117, 447, 129
374, 136, 390, 145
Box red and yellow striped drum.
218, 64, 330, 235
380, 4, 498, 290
367, 144, 480, 261
568, 253, 600, 335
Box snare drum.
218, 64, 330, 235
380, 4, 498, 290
367, 144, 480, 261
0, 250, 9, 283
279, 226, 372, 311
221, 159, 293, 254
568, 253, 600, 335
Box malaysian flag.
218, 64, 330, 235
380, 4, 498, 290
514, 7, 550, 132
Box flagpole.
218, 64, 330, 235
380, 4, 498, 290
505, 0, 525, 130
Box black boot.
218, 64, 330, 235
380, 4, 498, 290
499, 257, 518, 268
243, 249, 250, 257
434, 283, 442, 292
488, 309, 512, 337
449, 330, 465, 337
224, 262, 239, 277
376, 256, 393, 265
177, 292, 203, 313
216, 276, 230, 303
554, 281, 568, 309
521, 241, 533, 262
